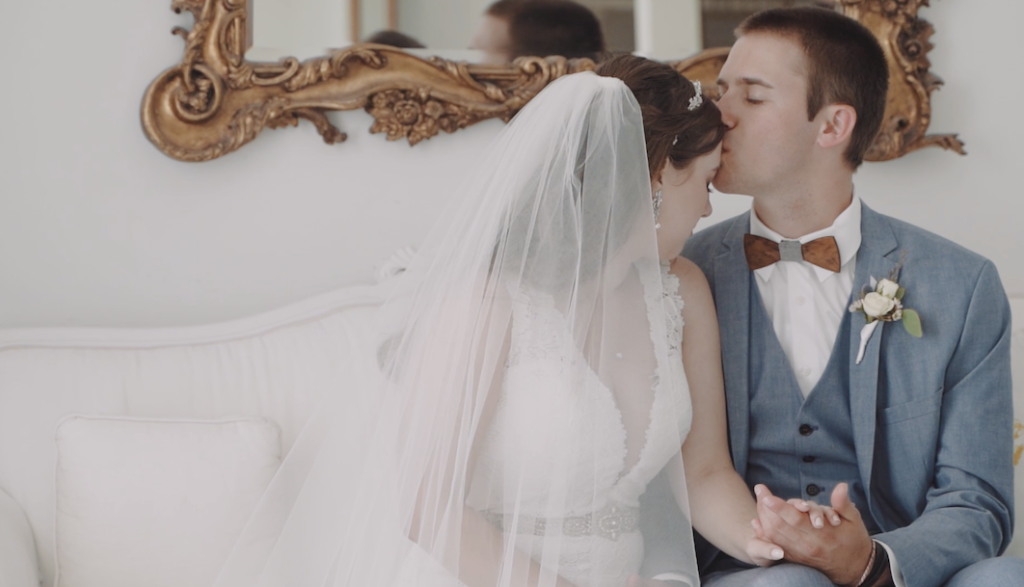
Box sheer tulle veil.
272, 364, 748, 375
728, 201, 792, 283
213, 71, 698, 587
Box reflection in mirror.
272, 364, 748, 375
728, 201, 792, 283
468, 0, 606, 64
248, 0, 493, 62
701, 0, 836, 48
458, 0, 704, 61
250, 0, 352, 60
247, 0, 708, 63
573, 1, 635, 53
248, 0, 837, 64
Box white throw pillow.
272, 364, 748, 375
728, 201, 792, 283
54, 415, 281, 587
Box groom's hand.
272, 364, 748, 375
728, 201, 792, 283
752, 483, 874, 586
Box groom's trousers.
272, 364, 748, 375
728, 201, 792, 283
701, 557, 1024, 587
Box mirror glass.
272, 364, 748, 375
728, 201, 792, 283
246, 0, 834, 63
700, 1, 835, 47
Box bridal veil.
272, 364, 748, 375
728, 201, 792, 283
213, 71, 698, 587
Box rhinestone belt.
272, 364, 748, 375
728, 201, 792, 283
482, 504, 639, 541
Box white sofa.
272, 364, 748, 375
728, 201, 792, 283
0, 284, 1021, 587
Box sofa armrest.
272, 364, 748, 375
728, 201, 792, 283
0, 487, 40, 587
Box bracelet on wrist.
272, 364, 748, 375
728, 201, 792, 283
853, 540, 877, 587
858, 541, 891, 587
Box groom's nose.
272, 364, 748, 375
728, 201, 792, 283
717, 92, 738, 129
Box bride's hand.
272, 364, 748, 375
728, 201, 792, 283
744, 533, 786, 568
786, 497, 842, 529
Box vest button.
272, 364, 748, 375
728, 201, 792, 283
799, 424, 814, 436
802, 455, 816, 463
806, 484, 821, 496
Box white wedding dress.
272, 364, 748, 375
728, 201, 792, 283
213, 72, 701, 587
457, 263, 692, 587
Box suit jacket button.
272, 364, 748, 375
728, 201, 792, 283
806, 484, 821, 496
799, 424, 814, 436
802, 455, 816, 463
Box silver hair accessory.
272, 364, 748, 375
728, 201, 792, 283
688, 80, 703, 111
653, 189, 663, 222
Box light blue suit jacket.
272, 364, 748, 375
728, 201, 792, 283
676, 203, 1015, 587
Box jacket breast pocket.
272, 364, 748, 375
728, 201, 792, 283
881, 387, 944, 425
875, 387, 944, 517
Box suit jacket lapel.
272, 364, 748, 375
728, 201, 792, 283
849, 204, 900, 494
714, 216, 753, 477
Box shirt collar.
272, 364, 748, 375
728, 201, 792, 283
748, 193, 862, 283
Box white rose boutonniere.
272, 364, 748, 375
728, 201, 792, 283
849, 274, 922, 364
860, 291, 896, 319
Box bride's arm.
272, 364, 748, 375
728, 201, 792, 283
669, 258, 779, 566
405, 294, 578, 587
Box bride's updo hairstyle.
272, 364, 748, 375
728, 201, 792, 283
595, 54, 725, 180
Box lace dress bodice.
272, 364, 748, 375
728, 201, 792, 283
464, 262, 693, 587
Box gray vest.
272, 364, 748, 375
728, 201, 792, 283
745, 278, 879, 534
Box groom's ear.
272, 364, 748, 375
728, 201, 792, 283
816, 104, 857, 152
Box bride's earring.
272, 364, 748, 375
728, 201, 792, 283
652, 189, 663, 227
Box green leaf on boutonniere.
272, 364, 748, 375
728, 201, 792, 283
896, 287, 906, 300
902, 309, 922, 338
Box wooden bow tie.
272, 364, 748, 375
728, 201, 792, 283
743, 234, 841, 273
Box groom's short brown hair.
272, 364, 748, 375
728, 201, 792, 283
738, 7, 888, 168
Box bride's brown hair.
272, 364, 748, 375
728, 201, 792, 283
595, 54, 726, 180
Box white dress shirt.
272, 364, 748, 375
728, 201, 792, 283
749, 196, 861, 397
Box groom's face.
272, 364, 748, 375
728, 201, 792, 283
713, 33, 821, 197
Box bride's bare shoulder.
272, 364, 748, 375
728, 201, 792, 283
667, 256, 714, 311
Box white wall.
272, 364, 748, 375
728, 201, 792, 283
0, 0, 1021, 330
855, 1, 1023, 300
0, 0, 500, 329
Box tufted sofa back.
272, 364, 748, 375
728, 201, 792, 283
0, 285, 387, 587
0, 289, 1021, 586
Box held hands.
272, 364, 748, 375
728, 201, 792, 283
751, 483, 875, 586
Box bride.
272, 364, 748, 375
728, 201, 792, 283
213, 55, 782, 587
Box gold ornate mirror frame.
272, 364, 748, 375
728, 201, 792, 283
142, 0, 964, 163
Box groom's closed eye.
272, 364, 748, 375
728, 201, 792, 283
717, 77, 773, 102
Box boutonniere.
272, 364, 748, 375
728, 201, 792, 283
849, 269, 922, 364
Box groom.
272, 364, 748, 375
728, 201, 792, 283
646, 6, 1021, 587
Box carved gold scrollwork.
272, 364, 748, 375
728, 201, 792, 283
839, 0, 965, 160
142, 0, 592, 162
143, 0, 960, 163
1015, 420, 1023, 467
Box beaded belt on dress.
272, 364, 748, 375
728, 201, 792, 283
482, 504, 639, 541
